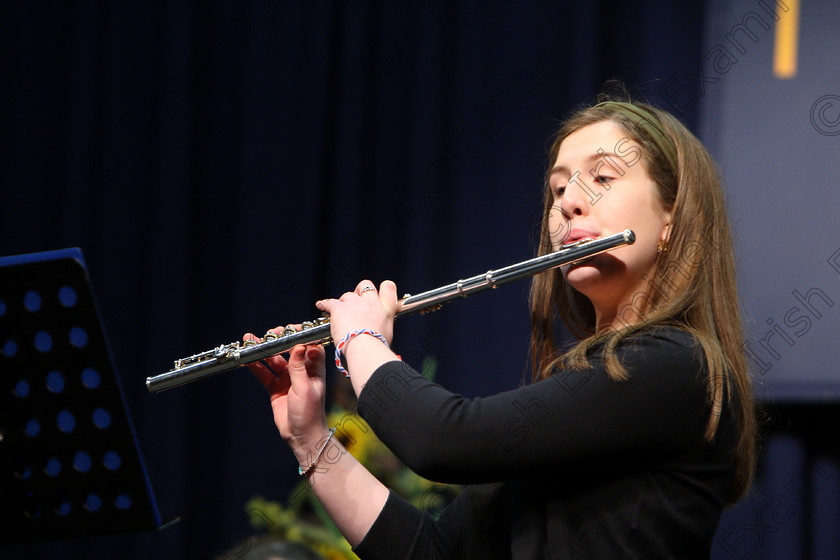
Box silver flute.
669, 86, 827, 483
146, 229, 635, 393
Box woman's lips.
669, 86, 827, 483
564, 229, 600, 244
564, 231, 603, 267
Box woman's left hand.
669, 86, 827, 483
316, 279, 399, 346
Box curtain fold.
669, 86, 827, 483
4, 2, 833, 559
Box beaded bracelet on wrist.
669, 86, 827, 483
298, 427, 337, 477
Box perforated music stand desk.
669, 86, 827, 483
0, 248, 163, 544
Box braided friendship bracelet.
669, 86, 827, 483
334, 329, 392, 378
298, 427, 337, 477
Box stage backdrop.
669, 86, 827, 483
698, 2, 840, 559
1, 1, 838, 559
696, 0, 840, 402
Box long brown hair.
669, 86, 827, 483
529, 94, 756, 503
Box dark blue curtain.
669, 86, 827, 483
3, 2, 835, 559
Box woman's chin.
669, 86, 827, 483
563, 262, 603, 288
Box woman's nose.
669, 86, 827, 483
561, 171, 596, 217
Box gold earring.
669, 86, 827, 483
658, 224, 671, 255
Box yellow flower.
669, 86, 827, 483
327, 409, 379, 465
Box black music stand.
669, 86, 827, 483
0, 248, 164, 544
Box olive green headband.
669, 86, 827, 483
593, 101, 678, 171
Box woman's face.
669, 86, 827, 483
548, 120, 672, 327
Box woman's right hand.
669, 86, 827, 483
244, 327, 330, 463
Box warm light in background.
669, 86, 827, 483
773, 0, 799, 78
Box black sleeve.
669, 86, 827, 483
351, 490, 432, 558
355, 329, 710, 484
352, 490, 460, 559
353, 485, 510, 560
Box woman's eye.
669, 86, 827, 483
554, 186, 566, 197
594, 175, 611, 186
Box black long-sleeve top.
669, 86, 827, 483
352, 328, 738, 559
